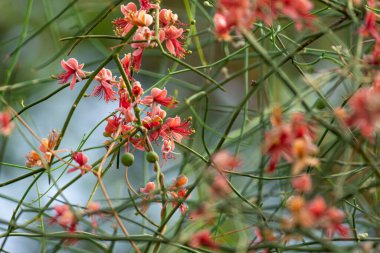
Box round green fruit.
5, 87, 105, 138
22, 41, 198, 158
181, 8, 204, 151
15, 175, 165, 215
146, 151, 159, 163
121, 152, 134, 167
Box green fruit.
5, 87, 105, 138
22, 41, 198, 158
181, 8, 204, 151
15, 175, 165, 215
315, 98, 326, 110
146, 151, 159, 163
121, 152, 134, 167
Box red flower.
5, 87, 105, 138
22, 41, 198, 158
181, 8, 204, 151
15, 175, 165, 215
132, 81, 143, 98
113, 3, 153, 36
159, 9, 178, 27
92, 68, 117, 103
276, 0, 315, 30
307, 195, 327, 218
68, 152, 92, 175
211, 150, 241, 172
142, 88, 177, 108
139, 0, 159, 11
170, 188, 189, 215
86, 202, 101, 228
51, 204, 78, 233
213, 0, 251, 40
131, 27, 155, 71
57, 58, 86, 90
214, 13, 231, 41
120, 53, 132, 80
264, 123, 293, 172
264, 109, 318, 173
359, 0, 380, 43
161, 116, 193, 143
140, 181, 156, 194
142, 114, 163, 141
113, 3, 136, 36
161, 139, 175, 161
189, 230, 218, 250
104, 116, 122, 137
0, 110, 14, 136
323, 208, 349, 238
160, 26, 187, 58
210, 175, 232, 198
291, 173, 312, 193
345, 86, 380, 138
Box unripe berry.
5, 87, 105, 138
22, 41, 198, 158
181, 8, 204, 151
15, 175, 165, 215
314, 98, 326, 110
146, 151, 159, 163
121, 152, 134, 167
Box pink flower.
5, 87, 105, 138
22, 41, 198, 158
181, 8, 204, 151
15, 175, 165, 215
345, 86, 380, 138
189, 230, 218, 250
25, 150, 42, 168
120, 53, 132, 80
86, 202, 101, 228
113, 3, 153, 36
159, 9, 178, 27
132, 81, 144, 98
307, 195, 327, 218
291, 173, 312, 193
162, 139, 175, 160
359, 0, 380, 43
140, 181, 156, 194
139, 0, 159, 11
210, 175, 232, 198
214, 13, 231, 41
170, 188, 189, 215
212, 150, 241, 172
0, 110, 14, 136
51, 204, 78, 233
160, 26, 187, 58
276, 0, 315, 30
68, 152, 92, 175
118, 88, 132, 109
113, 3, 137, 36
140, 182, 156, 213
92, 68, 117, 103
264, 123, 293, 172
264, 109, 318, 173
142, 87, 177, 108
104, 116, 122, 137
131, 10, 153, 27
131, 27, 155, 71
213, 0, 251, 40
161, 116, 193, 144
57, 58, 86, 90
323, 208, 349, 238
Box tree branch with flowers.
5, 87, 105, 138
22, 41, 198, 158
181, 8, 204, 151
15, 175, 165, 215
1, 0, 380, 252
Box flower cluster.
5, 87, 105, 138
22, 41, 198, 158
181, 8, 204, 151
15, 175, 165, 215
334, 1, 380, 140
264, 108, 319, 174
214, 0, 315, 40
285, 195, 349, 238
56, 5, 194, 163
336, 79, 380, 139
113, 0, 188, 72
